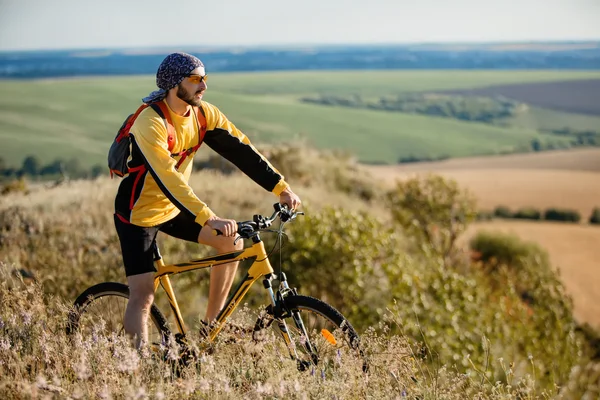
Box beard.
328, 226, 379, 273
176, 84, 203, 107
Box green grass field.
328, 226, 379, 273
1, 70, 600, 168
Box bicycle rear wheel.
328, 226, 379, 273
267, 294, 368, 373
67, 282, 170, 348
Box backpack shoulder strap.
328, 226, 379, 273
149, 101, 176, 152
116, 103, 150, 143
171, 105, 207, 170
193, 105, 207, 151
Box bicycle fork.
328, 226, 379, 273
263, 273, 317, 370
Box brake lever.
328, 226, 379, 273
281, 209, 304, 222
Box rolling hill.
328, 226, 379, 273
1, 70, 600, 169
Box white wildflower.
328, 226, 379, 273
0, 337, 11, 351
74, 354, 91, 380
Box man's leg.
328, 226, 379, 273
198, 229, 244, 323
114, 215, 159, 349
124, 272, 155, 348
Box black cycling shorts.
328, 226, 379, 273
114, 212, 202, 276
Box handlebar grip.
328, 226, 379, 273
212, 229, 222, 236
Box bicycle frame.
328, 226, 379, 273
151, 237, 278, 343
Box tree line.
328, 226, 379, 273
0, 155, 104, 181
302, 93, 522, 123
479, 205, 600, 225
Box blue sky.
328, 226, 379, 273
0, 0, 599, 51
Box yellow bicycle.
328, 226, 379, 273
67, 204, 367, 372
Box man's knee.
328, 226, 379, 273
232, 238, 244, 251
213, 238, 243, 254
129, 289, 154, 306
127, 273, 155, 306
199, 228, 244, 253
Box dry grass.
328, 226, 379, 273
1, 269, 555, 400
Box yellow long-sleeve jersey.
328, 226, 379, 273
114, 100, 289, 227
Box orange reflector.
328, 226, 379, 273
321, 329, 337, 345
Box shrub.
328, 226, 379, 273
281, 207, 403, 327
544, 208, 581, 223
386, 174, 478, 265
469, 230, 549, 271
493, 205, 513, 218
468, 231, 583, 387
513, 207, 542, 220
590, 207, 600, 225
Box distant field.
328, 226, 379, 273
369, 148, 600, 172
210, 70, 600, 96
2, 70, 600, 168
440, 79, 600, 116
368, 148, 600, 216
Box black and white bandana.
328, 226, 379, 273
142, 52, 204, 103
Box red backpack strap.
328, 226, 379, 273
149, 101, 177, 152
173, 105, 207, 170
116, 104, 150, 143
193, 105, 207, 151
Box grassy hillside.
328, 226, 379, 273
2, 147, 599, 398
1, 70, 600, 168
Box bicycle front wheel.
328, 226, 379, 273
273, 294, 368, 373
67, 282, 170, 348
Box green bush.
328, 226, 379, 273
590, 207, 600, 225
513, 207, 542, 220
281, 207, 403, 328
467, 231, 582, 385
544, 208, 581, 223
493, 205, 513, 218
469, 230, 549, 271
386, 174, 477, 265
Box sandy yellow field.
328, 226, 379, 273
368, 148, 600, 216
366, 148, 600, 328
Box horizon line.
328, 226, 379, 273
1, 39, 599, 54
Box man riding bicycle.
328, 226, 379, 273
113, 52, 301, 348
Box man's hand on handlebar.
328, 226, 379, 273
279, 187, 301, 211
205, 216, 237, 237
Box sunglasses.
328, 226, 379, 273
186, 74, 208, 84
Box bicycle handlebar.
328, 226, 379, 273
211, 203, 303, 238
